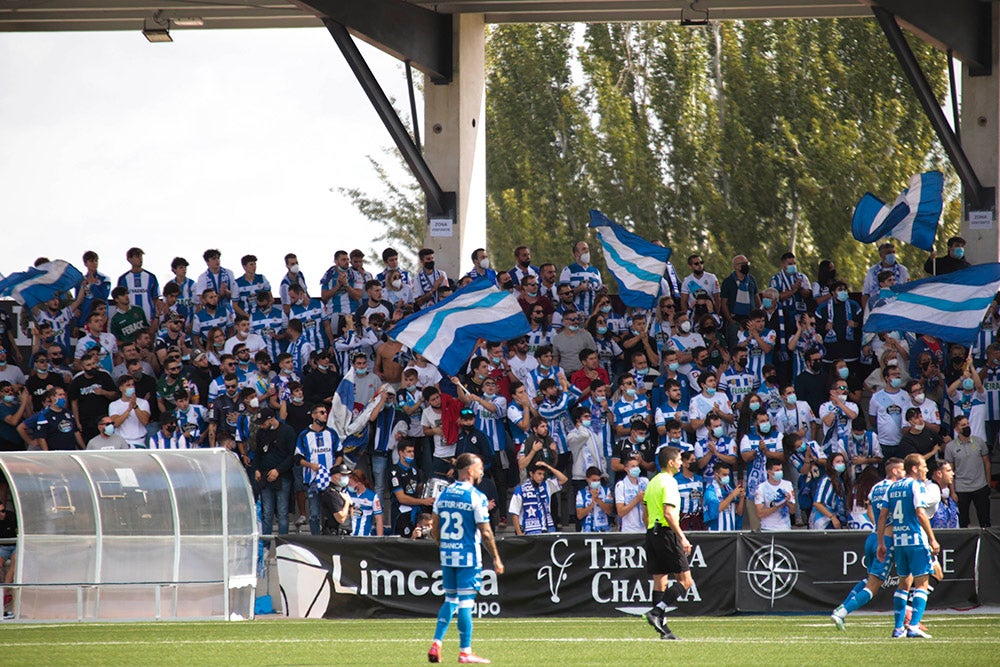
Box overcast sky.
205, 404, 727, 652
0, 28, 416, 287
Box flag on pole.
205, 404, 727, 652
0, 260, 84, 309
851, 171, 944, 251
863, 263, 1000, 345
388, 277, 529, 377
588, 210, 671, 309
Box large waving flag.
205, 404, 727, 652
863, 264, 1000, 345
327, 368, 383, 443
389, 277, 529, 376
0, 260, 83, 309
852, 171, 944, 251
588, 210, 671, 309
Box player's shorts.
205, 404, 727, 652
864, 532, 894, 580
894, 544, 933, 578
441, 566, 482, 596
645, 525, 690, 575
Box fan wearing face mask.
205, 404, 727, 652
560, 241, 604, 315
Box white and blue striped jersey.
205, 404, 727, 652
981, 366, 1000, 420
434, 481, 489, 568
527, 364, 563, 398
869, 478, 894, 521
674, 472, 704, 515
654, 402, 689, 446
347, 487, 383, 536
288, 302, 327, 350
612, 396, 649, 431
233, 273, 271, 315
738, 328, 777, 385
175, 404, 209, 444
34, 306, 75, 353
971, 322, 998, 366
473, 396, 507, 452
506, 403, 530, 446
194, 268, 236, 307
525, 326, 555, 357
376, 268, 412, 287
704, 479, 739, 531
719, 366, 757, 408
168, 277, 197, 328
279, 272, 308, 309
117, 269, 160, 321
321, 266, 364, 314
559, 263, 602, 314
250, 306, 288, 361
886, 477, 930, 548
207, 370, 249, 404
296, 427, 342, 487
286, 337, 314, 377
147, 431, 190, 450
694, 436, 736, 484
192, 304, 235, 341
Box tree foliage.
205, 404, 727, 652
349, 18, 958, 288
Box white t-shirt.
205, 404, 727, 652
755, 479, 795, 531
868, 389, 909, 447
224, 333, 267, 355
407, 363, 443, 389
421, 406, 453, 458
614, 476, 648, 533
688, 392, 733, 441
108, 397, 151, 446
775, 400, 815, 435
509, 355, 539, 389
680, 272, 720, 297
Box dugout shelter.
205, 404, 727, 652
0, 448, 258, 622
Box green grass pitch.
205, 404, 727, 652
2, 614, 997, 666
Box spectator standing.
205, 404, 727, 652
945, 415, 991, 527
614, 458, 648, 532
116, 247, 160, 324
560, 241, 603, 315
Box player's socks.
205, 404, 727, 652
892, 590, 908, 629
849, 579, 867, 599
651, 589, 667, 613
433, 600, 458, 642
908, 588, 929, 628
843, 587, 872, 614
457, 606, 474, 651
662, 581, 686, 607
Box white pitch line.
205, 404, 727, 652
5, 637, 1000, 648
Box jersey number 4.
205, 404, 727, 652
892, 500, 904, 523
439, 511, 465, 540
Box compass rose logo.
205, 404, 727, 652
741, 538, 804, 606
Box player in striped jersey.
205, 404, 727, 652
193, 249, 236, 310
279, 254, 308, 315
250, 291, 288, 362
877, 455, 939, 638
703, 463, 744, 531
321, 250, 363, 324
560, 241, 603, 315
346, 469, 384, 536
117, 247, 161, 323
192, 288, 234, 346
294, 414, 343, 535
427, 453, 503, 665
979, 342, 1000, 446
233, 254, 271, 318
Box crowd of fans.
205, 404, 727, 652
0, 236, 995, 548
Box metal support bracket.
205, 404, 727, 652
874, 7, 993, 210
295, 0, 452, 83
324, 19, 455, 218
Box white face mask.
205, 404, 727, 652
249, 397, 260, 409
391, 279, 402, 290
479, 257, 490, 270
941, 487, 950, 499
289, 264, 300, 275
580, 252, 591, 265
680, 321, 692, 334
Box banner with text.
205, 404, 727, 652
275, 529, 996, 619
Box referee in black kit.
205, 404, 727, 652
642, 446, 693, 640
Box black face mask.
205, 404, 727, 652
960, 426, 972, 437
952, 357, 965, 365
314, 418, 326, 426
765, 374, 777, 384
424, 261, 435, 271
738, 263, 750, 275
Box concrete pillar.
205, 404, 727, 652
422, 13, 486, 279
960, 16, 1000, 264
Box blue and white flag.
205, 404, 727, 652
863, 264, 1000, 345
852, 171, 944, 251
327, 368, 382, 442
389, 277, 529, 376
0, 260, 84, 309
588, 210, 671, 309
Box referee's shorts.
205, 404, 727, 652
645, 524, 690, 575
